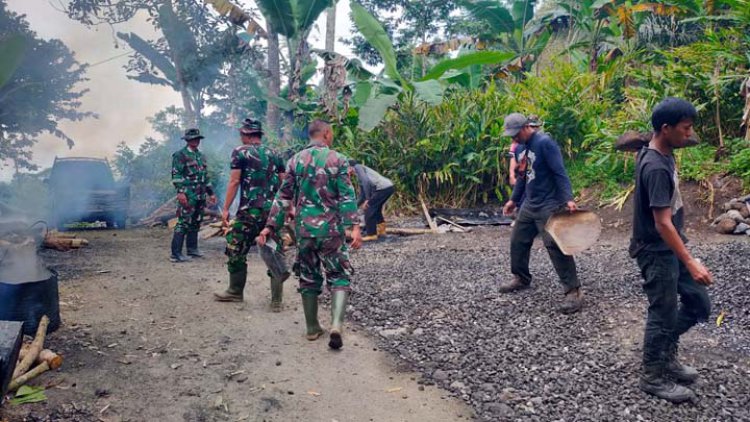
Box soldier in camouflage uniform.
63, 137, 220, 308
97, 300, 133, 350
258, 120, 362, 350
170, 128, 217, 262
214, 119, 288, 309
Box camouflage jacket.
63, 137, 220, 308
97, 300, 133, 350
266, 141, 357, 238
172, 146, 214, 196
230, 142, 286, 220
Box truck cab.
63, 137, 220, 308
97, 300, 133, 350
47, 157, 130, 229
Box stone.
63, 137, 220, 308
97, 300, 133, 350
716, 218, 737, 234
485, 403, 514, 418
433, 370, 449, 381
734, 223, 749, 234
379, 327, 408, 338
450, 381, 467, 391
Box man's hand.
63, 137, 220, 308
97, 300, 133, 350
361, 200, 369, 210
503, 200, 516, 217
350, 225, 363, 249
208, 194, 218, 207
177, 192, 188, 207
256, 227, 272, 247
566, 201, 578, 212
221, 209, 230, 227
687, 258, 713, 286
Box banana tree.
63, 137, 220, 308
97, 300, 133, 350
457, 0, 551, 78
349, 1, 513, 131
257, 0, 332, 106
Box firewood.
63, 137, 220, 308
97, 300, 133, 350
36, 349, 62, 370
8, 361, 49, 392
386, 227, 433, 236
418, 195, 439, 233
12, 316, 48, 379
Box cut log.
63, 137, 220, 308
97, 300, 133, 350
12, 315, 48, 379
385, 227, 433, 236
8, 361, 49, 392
36, 349, 62, 370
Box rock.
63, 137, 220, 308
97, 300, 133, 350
716, 218, 737, 234
734, 223, 749, 234
726, 209, 744, 222
433, 370, 449, 381
450, 381, 467, 391
412, 328, 424, 336
379, 327, 408, 338
485, 403, 514, 418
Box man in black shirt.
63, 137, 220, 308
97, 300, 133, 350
630, 98, 712, 403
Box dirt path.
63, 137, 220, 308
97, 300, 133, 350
3, 228, 470, 422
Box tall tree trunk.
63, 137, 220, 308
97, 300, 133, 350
267, 28, 281, 138
325, 2, 337, 52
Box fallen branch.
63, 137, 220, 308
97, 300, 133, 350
386, 227, 433, 236
8, 361, 50, 392
435, 216, 469, 233
13, 316, 49, 379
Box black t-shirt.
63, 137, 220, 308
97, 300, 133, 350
629, 147, 687, 257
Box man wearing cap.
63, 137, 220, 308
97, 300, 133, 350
170, 128, 217, 262
257, 120, 362, 350
214, 119, 289, 310
500, 113, 583, 314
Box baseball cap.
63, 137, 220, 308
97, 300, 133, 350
503, 113, 529, 137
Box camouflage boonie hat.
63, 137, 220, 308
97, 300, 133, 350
240, 119, 263, 135
181, 128, 204, 141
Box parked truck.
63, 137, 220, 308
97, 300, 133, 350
47, 157, 130, 230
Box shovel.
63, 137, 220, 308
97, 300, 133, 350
257, 238, 290, 282
545, 209, 602, 256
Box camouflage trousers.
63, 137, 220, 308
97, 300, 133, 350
225, 217, 264, 274
175, 191, 206, 234
297, 236, 353, 296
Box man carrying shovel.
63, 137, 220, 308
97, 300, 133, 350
257, 120, 362, 350
629, 98, 712, 403
500, 113, 583, 314
214, 119, 289, 310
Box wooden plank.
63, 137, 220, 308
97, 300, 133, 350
418, 195, 439, 233
0, 320, 24, 404
385, 227, 433, 236
435, 216, 469, 233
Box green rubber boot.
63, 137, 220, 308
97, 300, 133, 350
213, 268, 247, 302
329, 291, 348, 350
301, 294, 324, 340
270, 277, 284, 312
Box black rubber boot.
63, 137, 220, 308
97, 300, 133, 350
301, 294, 324, 340
213, 268, 247, 302
170, 232, 190, 262
639, 364, 696, 403
665, 342, 699, 384
329, 290, 348, 350
186, 231, 204, 257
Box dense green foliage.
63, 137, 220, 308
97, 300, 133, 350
109, 0, 750, 212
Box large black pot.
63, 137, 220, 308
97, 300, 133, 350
0, 248, 61, 336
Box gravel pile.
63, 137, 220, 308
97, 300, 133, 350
349, 229, 750, 421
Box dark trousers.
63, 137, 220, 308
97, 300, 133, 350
636, 250, 711, 367
510, 206, 579, 293
364, 186, 395, 235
